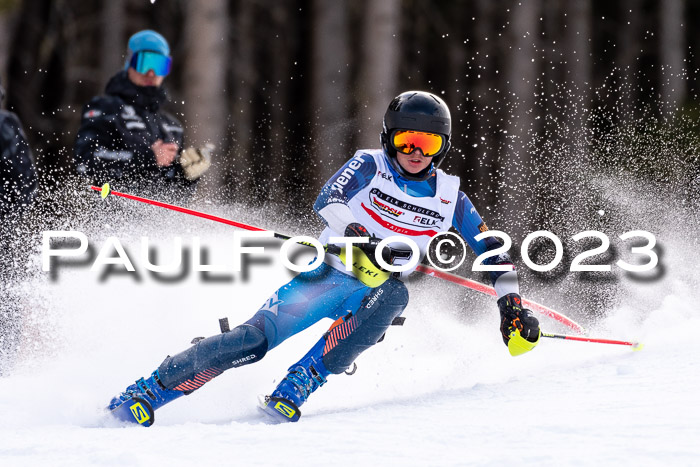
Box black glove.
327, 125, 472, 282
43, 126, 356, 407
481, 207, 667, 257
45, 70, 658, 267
344, 223, 392, 270
345, 223, 370, 239
498, 293, 540, 349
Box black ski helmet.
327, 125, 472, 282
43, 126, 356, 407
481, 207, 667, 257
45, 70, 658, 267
380, 91, 452, 181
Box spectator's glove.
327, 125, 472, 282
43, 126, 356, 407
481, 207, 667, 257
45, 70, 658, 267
498, 293, 540, 356
180, 144, 213, 180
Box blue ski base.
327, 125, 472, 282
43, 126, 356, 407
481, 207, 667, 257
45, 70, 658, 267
258, 395, 301, 423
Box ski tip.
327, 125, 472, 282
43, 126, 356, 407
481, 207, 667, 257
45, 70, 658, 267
100, 183, 111, 199
631, 342, 644, 351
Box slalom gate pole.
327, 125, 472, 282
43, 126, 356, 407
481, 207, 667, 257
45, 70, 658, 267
414, 264, 584, 333
90, 184, 584, 333
541, 332, 643, 350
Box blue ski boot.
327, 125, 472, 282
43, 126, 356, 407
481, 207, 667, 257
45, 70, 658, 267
108, 370, 184, 427
260, 348, 330, 423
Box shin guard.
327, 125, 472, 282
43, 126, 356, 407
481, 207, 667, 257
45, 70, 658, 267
322, 278, 408, 374
157, 324, 268, 392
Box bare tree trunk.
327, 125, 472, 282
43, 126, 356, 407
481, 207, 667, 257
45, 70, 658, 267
659, 0, 686, 115
471, 0, 497, 207
100, 0, 125, 86
7, 0, 51, 164
269, 3, 297, 201
356, 0, 400, 149
617, 0, 641, 116
504, 0, 540, 233
443, 1, 469, 182
183, 0, 229, 193
311, 0, 350, 182
0, 11, 14, 89
543, 0, 566, 120
566, 0, 592, 107
563, 0, 593, 212
230, 0, 255, 200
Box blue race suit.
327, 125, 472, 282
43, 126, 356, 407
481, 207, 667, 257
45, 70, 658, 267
151, 149, 518, 403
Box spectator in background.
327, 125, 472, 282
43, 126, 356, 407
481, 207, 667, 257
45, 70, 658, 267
0, 77, 38, 220
73, 30, 211, 198
0, 77, 38, 376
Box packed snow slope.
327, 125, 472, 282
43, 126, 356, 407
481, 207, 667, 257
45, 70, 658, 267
0, 196, 698, 467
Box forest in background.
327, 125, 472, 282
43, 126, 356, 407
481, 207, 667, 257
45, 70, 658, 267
1, 0, 698, 234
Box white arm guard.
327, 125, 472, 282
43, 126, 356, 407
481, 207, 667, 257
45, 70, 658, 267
317, 203, 357, 235
494, 270, 519, 298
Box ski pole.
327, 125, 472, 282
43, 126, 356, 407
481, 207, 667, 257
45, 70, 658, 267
91, 184, 345, 254
541, 332, 643, 350
90, 185, 343, 256
90, 184, 584, 333
92, 184, 270, 233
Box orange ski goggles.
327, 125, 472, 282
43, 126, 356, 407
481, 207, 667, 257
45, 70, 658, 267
391, 130, 445, 157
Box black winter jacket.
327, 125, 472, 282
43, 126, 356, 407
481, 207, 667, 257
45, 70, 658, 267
0, 110, 37, 218
73, 71, 194, 194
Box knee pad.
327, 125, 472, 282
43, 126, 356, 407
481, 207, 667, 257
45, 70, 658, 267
322, 279, 408, 374
157, 324, 268, 391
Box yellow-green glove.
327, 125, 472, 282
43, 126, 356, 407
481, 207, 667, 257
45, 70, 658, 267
498, 293, 540, 356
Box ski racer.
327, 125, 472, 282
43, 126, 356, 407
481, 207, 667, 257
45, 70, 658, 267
107, 91, 541, 426
73, 30, 211, 198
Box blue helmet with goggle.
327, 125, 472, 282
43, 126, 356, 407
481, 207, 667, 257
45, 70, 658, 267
380, 91, 452, 181
124, 30, 172, 77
